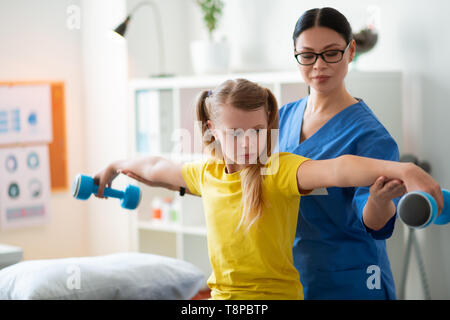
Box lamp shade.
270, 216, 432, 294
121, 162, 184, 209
113, 16, 131, 37
111, 2, 172, 78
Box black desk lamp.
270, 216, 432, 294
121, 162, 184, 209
114, 0, 172, 78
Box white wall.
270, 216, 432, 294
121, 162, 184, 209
80, 0, 132, 256
0, 0, 88, 259
126, 0, 191, 77
0, 0, 134, 260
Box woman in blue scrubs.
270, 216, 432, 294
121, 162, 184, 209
279, 7, 404, 299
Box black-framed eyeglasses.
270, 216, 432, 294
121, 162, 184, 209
294, 42, 351, 66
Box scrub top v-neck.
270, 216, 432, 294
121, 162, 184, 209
297, 97, 361, 146
278, 96, 400, 300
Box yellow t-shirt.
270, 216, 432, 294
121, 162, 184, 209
181, 152, 311, 300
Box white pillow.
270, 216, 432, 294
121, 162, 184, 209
0, 252, 205, 300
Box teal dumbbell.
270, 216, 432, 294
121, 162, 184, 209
72, 174, 141, 210
398, 189, 450, 228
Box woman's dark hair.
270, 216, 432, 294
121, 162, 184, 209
292, 7, 352, 46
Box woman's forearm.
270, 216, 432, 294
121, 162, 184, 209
336, 155, 403, 231
363, 197, 396, 231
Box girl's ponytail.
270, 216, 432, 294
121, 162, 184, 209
195, 90, 221, 158
238, 162, 266, 233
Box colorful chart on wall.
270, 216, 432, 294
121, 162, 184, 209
0, 82, 68, 192
0, 84, 53, 145
0, 145, 51, 230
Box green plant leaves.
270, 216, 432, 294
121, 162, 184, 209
196, 0, 224, 38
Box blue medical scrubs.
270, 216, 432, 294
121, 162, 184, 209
278, 97, 399, 300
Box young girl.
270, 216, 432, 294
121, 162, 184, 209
93, 79, 442, 300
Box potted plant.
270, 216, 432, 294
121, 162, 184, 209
190, 0, 230, 74
352, 27, 378, 68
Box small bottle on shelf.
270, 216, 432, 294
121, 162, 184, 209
151, 198, 162, 223
169, 197, 180, 224
161, 197, 173, 224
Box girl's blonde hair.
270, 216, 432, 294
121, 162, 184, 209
195, 79, 279, 232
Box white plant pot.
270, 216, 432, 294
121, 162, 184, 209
190, 40, 230, 75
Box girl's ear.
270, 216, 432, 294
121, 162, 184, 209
207, 120, 218, 139
207, 119, 214, 130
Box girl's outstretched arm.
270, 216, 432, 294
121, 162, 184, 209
296, 155, 443, 213
121, 170, 198, 196
93, 156, 187, 198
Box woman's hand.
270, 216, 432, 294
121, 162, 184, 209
369, 176, 407, 204
363, 176, 407, 231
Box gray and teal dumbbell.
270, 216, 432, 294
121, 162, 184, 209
398, 189, 450, 228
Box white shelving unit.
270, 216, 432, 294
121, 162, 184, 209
127, 70, 403, 287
